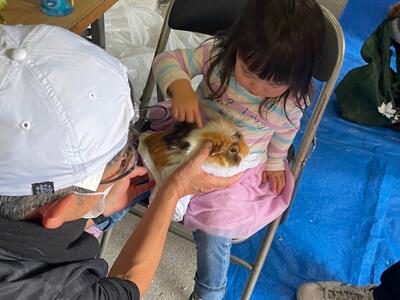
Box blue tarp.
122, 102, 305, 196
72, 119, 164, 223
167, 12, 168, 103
225, 0, 400, 299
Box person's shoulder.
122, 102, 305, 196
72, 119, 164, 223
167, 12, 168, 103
75, 277, 140, 300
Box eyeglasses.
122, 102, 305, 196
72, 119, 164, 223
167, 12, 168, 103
99, 137, 139, 185
97, 103, 171, 185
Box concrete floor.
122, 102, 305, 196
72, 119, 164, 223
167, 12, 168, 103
102, 0, 349, 299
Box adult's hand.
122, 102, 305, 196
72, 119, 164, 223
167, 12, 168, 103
103, 167, 155, 216
166, 141, 242, 198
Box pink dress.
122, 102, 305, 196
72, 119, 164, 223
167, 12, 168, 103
184, 162, 294, 239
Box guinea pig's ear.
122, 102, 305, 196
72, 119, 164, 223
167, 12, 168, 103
210, 142, 223, 156
232, 131, 243, 142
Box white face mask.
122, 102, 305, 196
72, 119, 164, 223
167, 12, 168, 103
75, 184, 114, 219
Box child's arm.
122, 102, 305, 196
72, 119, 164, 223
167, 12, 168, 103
152, 44, 213, 128
264, 108, 303, 194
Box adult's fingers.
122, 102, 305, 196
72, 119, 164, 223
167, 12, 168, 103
126, 180, 155, 200
168, 141, 241, 197
209, 172, 242, 190
113, 167, 147, 191
128, 166, 148, 178
190, 141, 213, 167
134, 181, 155, 196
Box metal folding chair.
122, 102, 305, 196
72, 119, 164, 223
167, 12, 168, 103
100, 1, 345, 299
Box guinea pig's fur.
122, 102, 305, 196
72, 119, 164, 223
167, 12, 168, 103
143, 118, 249, 172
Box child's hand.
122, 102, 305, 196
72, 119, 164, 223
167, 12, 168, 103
172, 92, 203, 128
262, 170, 285, 194
168, 79, 203, 128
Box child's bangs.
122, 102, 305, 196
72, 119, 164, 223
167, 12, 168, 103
240, 39, 311, 88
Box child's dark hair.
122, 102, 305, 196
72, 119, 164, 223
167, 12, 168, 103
205, 0, 325, 121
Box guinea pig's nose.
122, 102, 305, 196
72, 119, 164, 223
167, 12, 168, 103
233, 153, 241, 164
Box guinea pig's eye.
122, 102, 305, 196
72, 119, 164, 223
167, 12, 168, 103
230, 146, 238, 153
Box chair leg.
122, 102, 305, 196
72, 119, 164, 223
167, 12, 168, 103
240, 216, 282, 300
98, 228, 113, 259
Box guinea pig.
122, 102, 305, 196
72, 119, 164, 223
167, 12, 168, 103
142, 118, 249, 173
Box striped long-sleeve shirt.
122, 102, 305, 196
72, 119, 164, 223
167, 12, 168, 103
153, 43, 303, 171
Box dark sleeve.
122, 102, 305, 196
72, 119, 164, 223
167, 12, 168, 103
75, 277, 140, 300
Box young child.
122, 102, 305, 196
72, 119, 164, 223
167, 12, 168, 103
152, 0, 325, 299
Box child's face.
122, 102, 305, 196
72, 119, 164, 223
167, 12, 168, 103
234, 55, 289, 98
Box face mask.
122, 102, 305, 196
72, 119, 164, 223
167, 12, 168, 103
75, 184, 114, 219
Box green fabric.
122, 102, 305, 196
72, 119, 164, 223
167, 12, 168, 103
336, 18, 400, 126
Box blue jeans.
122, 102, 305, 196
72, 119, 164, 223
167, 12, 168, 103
193, 230, 232, 300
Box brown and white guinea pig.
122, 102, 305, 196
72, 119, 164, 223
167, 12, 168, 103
142, 118, 249, 173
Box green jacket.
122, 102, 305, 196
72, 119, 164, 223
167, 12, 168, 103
336, 18, 400, 126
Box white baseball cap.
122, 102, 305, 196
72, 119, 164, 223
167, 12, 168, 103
0, 24, 135, 196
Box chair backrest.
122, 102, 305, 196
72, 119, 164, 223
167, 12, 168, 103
168, 0, 244, 36
167, 0, 341, 82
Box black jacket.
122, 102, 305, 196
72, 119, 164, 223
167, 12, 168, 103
0, 218, 139, 299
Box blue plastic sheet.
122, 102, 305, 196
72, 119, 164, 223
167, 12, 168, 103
225, 1, 400, 299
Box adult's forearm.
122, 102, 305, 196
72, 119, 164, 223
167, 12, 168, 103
108, 183, 180, 296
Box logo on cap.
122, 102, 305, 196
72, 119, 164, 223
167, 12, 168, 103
32, 182, 55, 195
